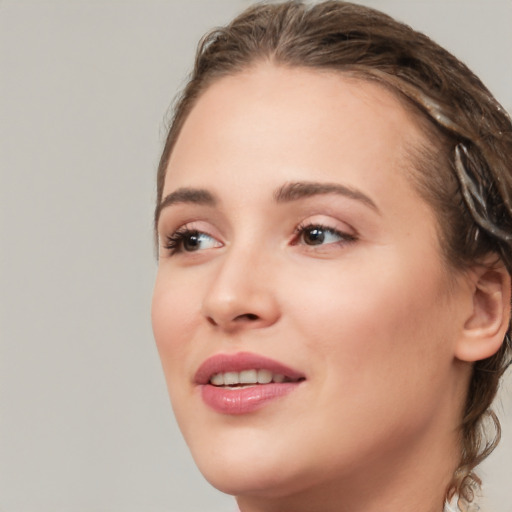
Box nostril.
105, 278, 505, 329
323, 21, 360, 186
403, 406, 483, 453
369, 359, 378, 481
205, 313, 259, 327
236, 313, 259, 321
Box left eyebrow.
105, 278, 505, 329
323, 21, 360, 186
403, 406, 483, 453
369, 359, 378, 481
274, 181, 380, 213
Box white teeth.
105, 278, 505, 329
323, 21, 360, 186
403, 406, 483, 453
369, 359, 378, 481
210, 373, 224, 386
239, 369, 258, 384
257, 369, 272, 384
209, 369, 292, 386
223, 372, 239, 386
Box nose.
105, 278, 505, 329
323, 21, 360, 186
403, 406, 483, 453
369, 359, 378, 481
201, 246, 280, 333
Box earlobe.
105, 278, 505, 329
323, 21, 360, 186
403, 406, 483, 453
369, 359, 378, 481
455, 262, 511, 362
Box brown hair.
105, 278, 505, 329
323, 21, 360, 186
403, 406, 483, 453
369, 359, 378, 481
156, 1, 512, 506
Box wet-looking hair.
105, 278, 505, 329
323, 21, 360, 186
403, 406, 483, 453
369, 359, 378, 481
155, 1, 512, 507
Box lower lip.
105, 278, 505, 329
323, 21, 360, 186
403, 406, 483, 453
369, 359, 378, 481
200, 382, 300, 415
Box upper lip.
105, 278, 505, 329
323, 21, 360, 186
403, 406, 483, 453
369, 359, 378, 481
194, 352, 305, 385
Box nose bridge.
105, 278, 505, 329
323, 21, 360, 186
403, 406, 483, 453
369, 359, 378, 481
201, 238, 279, 330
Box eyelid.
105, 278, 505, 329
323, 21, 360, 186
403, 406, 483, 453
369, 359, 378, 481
295, 223, 355, 242
294, 214, 357, 235
156, 203, 219, 238
160, 221, 224, 256
290, 214, 359, 250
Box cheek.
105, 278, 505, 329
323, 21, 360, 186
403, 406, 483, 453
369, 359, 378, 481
284, 253, 454, 404
151, 269, 199, 384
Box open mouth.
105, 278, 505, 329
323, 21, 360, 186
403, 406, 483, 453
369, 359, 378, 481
195, 351, 305, 386
196, 352, 305, 414
209, 369, 304, 387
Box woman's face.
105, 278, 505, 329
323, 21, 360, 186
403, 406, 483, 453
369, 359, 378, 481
152, 65, 468, 500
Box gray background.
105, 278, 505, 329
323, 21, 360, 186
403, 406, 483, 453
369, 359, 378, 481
1, 1, 511, 511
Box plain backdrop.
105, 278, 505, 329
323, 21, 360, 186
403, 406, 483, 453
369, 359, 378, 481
1, 1, 511, 511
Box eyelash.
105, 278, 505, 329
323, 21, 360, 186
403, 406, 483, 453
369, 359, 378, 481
164, 226, 204, 254
293, 222, 357, 247
163, 222, 357, 255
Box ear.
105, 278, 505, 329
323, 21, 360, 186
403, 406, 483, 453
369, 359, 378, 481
455, 260, 511, 362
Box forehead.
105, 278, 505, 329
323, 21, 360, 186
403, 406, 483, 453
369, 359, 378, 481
164, 63, 429, 201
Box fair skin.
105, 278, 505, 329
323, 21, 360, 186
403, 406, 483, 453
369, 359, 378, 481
152, 64, 509, 512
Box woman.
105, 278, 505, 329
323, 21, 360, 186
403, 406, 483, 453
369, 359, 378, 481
151, 2, 512, 511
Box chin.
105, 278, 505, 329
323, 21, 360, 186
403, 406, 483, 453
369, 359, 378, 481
183, 430, 303, 498
187, 431, 341, 502
189, 441, 282, 495
200, 461, 310, 500
202, 466, 280, 497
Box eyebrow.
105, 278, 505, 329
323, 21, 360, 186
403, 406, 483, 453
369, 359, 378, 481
156, 180, 379, 227
274, 181, 380, 212
155, 187, 216, 226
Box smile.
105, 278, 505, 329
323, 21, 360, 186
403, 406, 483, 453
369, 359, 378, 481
210, 369, 297, 387
195, 352, 305, 414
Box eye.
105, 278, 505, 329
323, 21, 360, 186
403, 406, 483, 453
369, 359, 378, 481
294, 223, 356, 246
164, 227, 222, 254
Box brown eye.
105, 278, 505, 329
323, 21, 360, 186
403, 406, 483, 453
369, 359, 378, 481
295, 224, 357, 247
182, 231, 202, 251
165, 228, 222, 254
302, 226, 326, 245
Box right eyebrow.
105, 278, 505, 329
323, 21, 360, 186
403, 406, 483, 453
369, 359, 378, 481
155, 187, 217, 227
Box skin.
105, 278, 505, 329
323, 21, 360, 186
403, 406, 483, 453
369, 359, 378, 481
152, 64, 499, 512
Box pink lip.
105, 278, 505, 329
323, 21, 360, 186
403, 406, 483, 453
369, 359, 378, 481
195, 352, 305, 415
